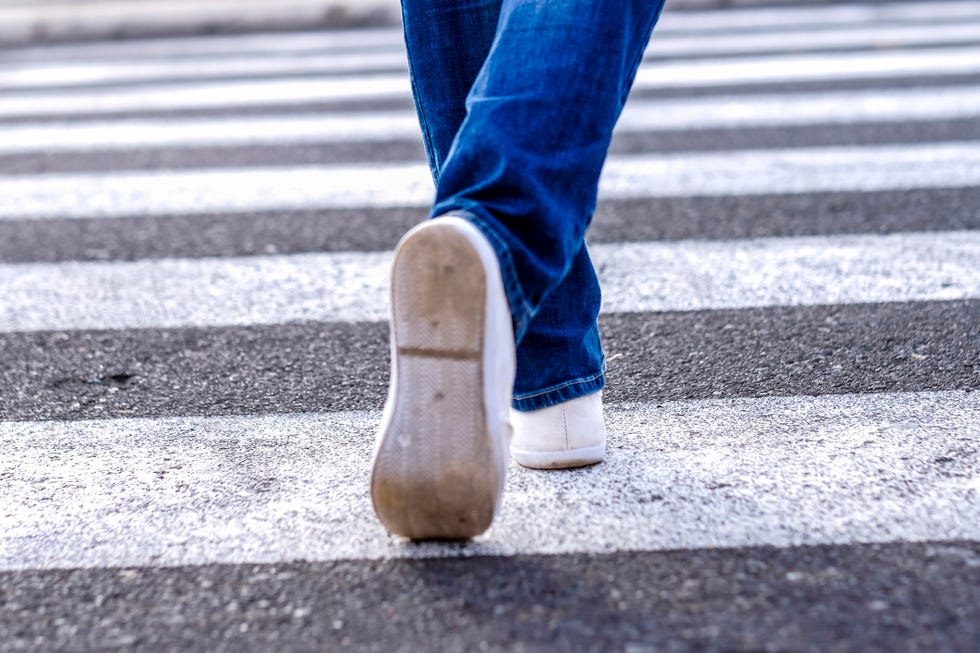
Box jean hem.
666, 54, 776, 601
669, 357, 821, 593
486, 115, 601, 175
511, 371, 605, 412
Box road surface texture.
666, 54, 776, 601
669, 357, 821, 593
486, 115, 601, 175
1, 0, 978, 651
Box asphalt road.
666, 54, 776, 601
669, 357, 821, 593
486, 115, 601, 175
5, 543, 979, 652
1, 1, 978, 651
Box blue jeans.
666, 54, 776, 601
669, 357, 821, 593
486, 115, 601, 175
401, 0, 666, 411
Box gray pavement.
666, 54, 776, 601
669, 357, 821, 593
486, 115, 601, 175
0, 186, 978, 261
1, 301, 977, 421
0, 0, 979, 650
3, 542, 979, 652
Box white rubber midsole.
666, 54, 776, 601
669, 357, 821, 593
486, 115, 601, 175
510, 442, 607, 470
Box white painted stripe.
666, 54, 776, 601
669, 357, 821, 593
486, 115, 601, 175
0, 50, 409, 90
0, 112, 424, 153
615, 85, 980, 130
4, 46, 980, 117
1, 391, 976, 570
2, 143, 978, 220
648, 21, 980, 59
632, 45, 980, 89
659, 0, 980, 32
4, 21, 980, 90
3, 85, 977, 154
1, 231, 976, 332
0, 74, 411, 118
0, 161, 433, 220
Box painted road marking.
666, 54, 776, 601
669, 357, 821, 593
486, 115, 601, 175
2, 391, 976, 570
1, 231, 976, 331
3, 143, 980, 220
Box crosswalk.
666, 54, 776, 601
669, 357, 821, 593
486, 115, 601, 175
6, 46, 980, 119
1, 0, 978, 645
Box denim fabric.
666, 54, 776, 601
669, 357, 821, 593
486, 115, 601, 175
401, 0, 666, 410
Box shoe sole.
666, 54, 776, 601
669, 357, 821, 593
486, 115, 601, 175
371, 221, 504, 540
510, 443, 606, 470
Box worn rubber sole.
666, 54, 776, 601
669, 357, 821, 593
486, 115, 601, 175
510, 442, 606, 470
371, 220, 507, 540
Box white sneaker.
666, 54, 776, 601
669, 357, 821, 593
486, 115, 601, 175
509, 392, 606, 469
370, 215, 516, 540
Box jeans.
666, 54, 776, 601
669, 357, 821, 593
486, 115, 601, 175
401, 0, 666, 411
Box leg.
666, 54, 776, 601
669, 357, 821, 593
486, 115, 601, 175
371, 0, 511, 540
432, 0, 665, 410
432, 0, 665, 471
407, 0, 664, 409
511, 246, 604, 411
400, 0, 502, 181
372, 0, 666, 539
432, 0, 667, 334
509, 247, 609, 469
